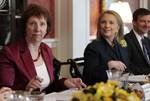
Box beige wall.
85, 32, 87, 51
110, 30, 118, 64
148, 0, 150, 9
54, 0, 150, 77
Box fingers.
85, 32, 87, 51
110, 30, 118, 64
64, 79, 75, 88
64, 78, 87, 89
26, 76, 43, 91
118, 61, 126, 71
35, 76, 43, 82
78, 78, 87, 88
108, 60, 127, 71
80, 81, 87, 88
0, 87, 13, 94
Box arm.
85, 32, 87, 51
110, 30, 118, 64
83, 44, 108, 85
0, 48, 15, 88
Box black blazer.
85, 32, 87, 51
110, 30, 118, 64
83, 38, 129, 85
124, 30, 150, 75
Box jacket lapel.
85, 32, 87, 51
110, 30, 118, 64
144, 37, 150, 56
130, 31, 149, 64
19, 40, 36, 79
41, 44, 54, 81
131, 31, 144, 57
118, 45, 128, 64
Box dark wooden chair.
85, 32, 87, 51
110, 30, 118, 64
53, 58, 71, 80
67, 57, 84, 78
53, 57, 84, 79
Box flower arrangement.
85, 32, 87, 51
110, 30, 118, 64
71, 81, 140, 101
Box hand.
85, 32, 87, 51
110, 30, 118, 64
0, 87, 13, 101
0, 87, 12, 94
25, 76, 43, 92
64, 78, 87, 89
107, 60, 126, 71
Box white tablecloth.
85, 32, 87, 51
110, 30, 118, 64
44, 89, 77, 101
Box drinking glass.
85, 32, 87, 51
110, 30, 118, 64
29, 91, 45, 101
106, 69, 123, 81
5, 90, 31, 101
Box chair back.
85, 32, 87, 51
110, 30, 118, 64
67, 57, 84, 78
53, 57, 84, 79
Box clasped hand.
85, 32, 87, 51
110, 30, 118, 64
25, 76, 43, 92
107, 60, 127, 71
64, 78, 87, 89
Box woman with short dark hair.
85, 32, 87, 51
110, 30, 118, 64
0, 4, 86, 93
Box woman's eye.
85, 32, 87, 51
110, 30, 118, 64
29, 22, 36, 26
109, 21, 114, 24
100, 20, 106, 24
40, 22, 46, 26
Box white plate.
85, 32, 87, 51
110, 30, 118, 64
128, 75, 149, 83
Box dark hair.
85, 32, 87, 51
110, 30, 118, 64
97, 10, 124, 39
133, 8, 150, 21
18, 4, 51, 38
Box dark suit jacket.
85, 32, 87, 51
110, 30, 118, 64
83, 38, 129, 85
0, 38, 67, 93
124, 30, 150, 75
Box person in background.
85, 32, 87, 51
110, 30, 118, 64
124, 8, 150, 75
83, 10, 129, 85
0, 87, 13, 101
0, 4, 86, 93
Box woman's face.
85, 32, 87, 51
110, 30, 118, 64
25, 16, 47, 43
99, 13, 119, 40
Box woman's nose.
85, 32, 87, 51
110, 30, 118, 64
104, 23, 110, 28
35, 24, 41, 31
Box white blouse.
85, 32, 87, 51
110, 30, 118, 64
35, 62, 50, 91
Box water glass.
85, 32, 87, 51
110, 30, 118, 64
106, 69, 123, 81
29, 91, 45, 101
5, 90, 31, 101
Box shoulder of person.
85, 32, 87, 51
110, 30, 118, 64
1, 40, 21, 53
85, 39, 104, 52
41, 42, 53, 53
41, 42, 51, 48
124, 31, 133, 39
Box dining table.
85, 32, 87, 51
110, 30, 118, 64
44, 88, 77, 101
44, 74, 150, 101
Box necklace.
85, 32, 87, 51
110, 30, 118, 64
33, 49, 41, 62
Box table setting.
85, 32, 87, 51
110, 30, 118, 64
3, 70, 150, 101
44, 70, 150, 101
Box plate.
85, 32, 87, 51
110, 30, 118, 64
0, 0, 7, 9
128, 75, 149, 83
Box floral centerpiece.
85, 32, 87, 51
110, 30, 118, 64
71, 81, 140, 101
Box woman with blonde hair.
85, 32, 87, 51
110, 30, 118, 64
83, 10, 129, 85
